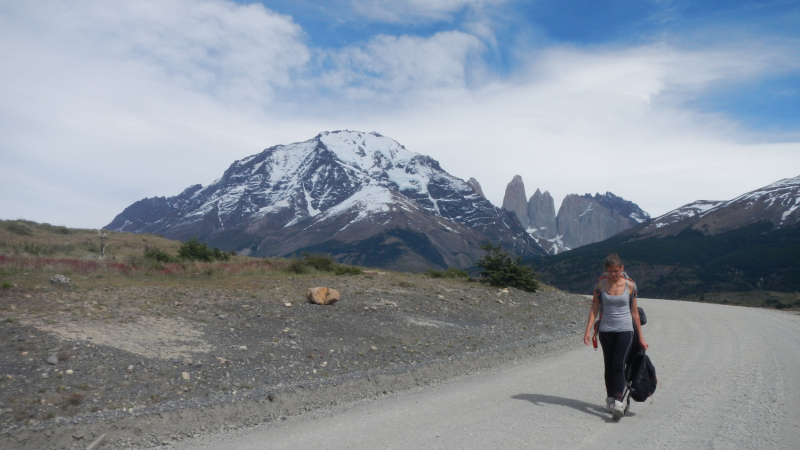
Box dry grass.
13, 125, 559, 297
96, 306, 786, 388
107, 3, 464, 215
0, 253, 304, 292
0, 219, 180, 259
0, 219, 363, 292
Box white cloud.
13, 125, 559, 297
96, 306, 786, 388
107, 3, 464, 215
350, 43, 800, 217
3, 0, 309, 104
0, 0, 311, 227
1, 1, 799, 228
350, 0, 509, 23
313, 31, 484, 105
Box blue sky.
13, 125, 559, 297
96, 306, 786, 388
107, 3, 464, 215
1, 0, 799, 228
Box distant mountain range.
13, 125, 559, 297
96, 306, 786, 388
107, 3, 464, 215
533, 175, 800, 299
499, 175, 649, 254
106, 131, 546, 270
106, 130, 800, 297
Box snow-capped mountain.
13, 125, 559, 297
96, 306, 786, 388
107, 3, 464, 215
635, 200, 725, 237
635, 175, 800, 238
536, 175, 800, 298
106, 131, 546, 269
692, 175, 800, 233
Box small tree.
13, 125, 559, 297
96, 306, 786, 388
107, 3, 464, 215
476, 242, 539, 292
143, 247, 176, 263
178, 238, 230, 262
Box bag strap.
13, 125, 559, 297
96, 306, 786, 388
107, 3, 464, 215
592, 278, 603, 349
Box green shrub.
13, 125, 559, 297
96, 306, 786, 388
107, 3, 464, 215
476, 242, 539, 292
282, 253, 362, 275
211, 248, 230, 262
301, 253, 337, 272
39, 223, 70, 234
143, 247, 176, 263
1, 282, 12, 290
426, 267, 469, 279
5, 222, 33, 236
334, 265, 363, 275
285, 259, 308, 274
178, 238, 230, 262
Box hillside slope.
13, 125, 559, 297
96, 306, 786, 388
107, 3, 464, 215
533, 175, 800, 303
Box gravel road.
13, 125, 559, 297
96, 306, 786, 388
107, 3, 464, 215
174, 298, 800, 450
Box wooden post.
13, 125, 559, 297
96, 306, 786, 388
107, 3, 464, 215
98, 230, 109, 259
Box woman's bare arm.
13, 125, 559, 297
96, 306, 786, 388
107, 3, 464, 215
631, 296, 648, 350
583, 285, 601, 346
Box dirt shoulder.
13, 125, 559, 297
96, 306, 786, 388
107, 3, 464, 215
0, 272, 589, 449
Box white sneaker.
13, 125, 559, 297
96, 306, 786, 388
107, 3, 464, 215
612, 400, 625, 420
605, 397, 614, 413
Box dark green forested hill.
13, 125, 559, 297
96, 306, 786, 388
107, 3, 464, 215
531, 220, 800, 308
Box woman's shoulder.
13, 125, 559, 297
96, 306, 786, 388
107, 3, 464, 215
625, 277, 638, 295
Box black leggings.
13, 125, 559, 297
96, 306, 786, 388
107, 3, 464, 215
599, 331, 634, 401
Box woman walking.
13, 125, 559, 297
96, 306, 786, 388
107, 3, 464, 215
583, 254, 648, 420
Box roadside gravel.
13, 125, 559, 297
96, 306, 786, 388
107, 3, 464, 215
172, 299, 800, 450
0, 273, 588, 449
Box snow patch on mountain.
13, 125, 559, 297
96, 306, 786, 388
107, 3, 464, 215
707, 175, 800, 223
105, 130, 546, 265
650, 200, 725, 228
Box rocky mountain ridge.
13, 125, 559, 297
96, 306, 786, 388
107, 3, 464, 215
499, 175, 649, 254
634, 175, 800, 238
107, 131, 546, 269
534, 174, 800, 298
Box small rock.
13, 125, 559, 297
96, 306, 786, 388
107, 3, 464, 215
238, 346, 247, 350
216, 357, 229, 365
41, 372, 49, 379
50, 274, 72, 286
284, 302, 292, 307
72, 431, 85, 440
267, 393, 276, 402
20, 351, 28, 357
371, 346, 378, 351
217, 314, 226, 319
66, 369, 73, 375
182, 372, 190, 380
182, 358, 193, 366
126, 365, 134, 373
86, 433, 107, 450
46, 355, 58, 365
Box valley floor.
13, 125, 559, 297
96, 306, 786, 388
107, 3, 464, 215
0, 273, 587, 449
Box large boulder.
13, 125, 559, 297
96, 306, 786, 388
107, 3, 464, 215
306, 287, 340, 305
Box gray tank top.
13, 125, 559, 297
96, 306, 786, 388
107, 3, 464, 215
599, 280, 634, 332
